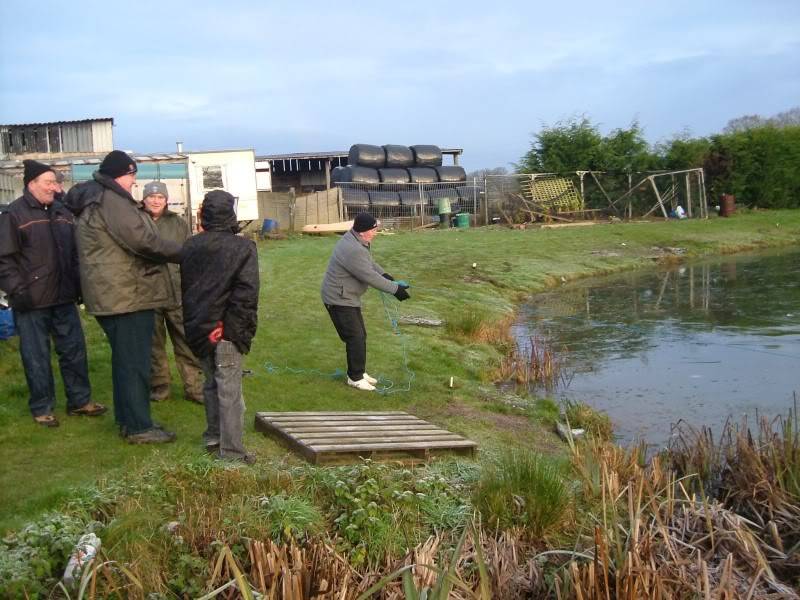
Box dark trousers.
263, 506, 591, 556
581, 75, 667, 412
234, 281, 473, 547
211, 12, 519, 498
325, 304, 367, 380
96, 310, 155, 435
15, 303, 91, 417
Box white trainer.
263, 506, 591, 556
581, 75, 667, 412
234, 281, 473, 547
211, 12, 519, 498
363, 373, 378, 385
347, 377, 376, 391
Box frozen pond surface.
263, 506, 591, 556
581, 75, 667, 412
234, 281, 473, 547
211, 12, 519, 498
517, 248, 800, 448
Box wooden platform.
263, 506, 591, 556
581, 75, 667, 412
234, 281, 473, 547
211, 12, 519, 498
254, 411, 477, 464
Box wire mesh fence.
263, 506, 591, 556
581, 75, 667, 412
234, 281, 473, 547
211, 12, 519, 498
336, 180, 484, 228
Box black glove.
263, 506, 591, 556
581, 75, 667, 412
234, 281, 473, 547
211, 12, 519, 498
393, 286, 410, 301
9, 289, 33, 312
382, 273, 395, 281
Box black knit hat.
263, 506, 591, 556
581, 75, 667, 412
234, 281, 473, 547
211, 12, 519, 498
98, 150, 137, 178
353, 212, 379, 232
23, 160, 55, 186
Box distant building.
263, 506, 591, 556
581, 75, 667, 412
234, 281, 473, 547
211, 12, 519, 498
0, 146, 259, 226
257, 148, 463, 193
0, 118, 114, 160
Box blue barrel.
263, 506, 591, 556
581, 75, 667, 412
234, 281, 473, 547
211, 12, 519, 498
0, 308, 16, 340
261, 218, 278, 234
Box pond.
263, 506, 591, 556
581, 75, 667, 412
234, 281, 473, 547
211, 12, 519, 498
516, 248, 800, 448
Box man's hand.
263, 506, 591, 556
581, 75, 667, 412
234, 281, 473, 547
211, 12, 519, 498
208, 321, 224, 344
393, 287, 410, 301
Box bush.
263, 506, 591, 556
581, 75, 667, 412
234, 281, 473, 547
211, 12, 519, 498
705, 125, 800, 209
0, 512, 94, 596
473, 450, 569, 536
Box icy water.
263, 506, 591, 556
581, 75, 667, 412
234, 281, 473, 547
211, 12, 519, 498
517, 248, 800, 448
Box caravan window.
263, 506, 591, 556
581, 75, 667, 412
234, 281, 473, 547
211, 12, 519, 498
202, 166, 224, 190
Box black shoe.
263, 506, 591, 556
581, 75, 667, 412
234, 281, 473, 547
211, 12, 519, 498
126, 428, 177, 445
205, 441, 220, 453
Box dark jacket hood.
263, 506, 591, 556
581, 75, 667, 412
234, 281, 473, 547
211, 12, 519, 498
63, 179, 103, 216
201, 190, 239, 233
63, 171, 135, 216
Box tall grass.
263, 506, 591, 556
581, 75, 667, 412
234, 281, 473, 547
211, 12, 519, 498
445, 307, 514, 346
472, 450, 570, 536
493, 335, 570, 390
563, 400, 614, 441
551, 411, 800, 599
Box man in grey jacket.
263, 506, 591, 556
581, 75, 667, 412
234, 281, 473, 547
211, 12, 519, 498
321, 212, 409, 391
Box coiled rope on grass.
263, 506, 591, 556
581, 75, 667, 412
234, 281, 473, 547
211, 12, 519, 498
263, 291, 415, 395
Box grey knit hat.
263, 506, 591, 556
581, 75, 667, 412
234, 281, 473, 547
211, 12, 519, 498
142, 181, 168, 200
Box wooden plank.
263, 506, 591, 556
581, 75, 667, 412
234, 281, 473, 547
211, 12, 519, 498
263, 415, 422, 423
282, 425, 444, 435
297, 431, 463, 441
269, 419, 425, 428
310, 440, 477, 453
299, 434, 466, 445
254, 416, 317, 462
257, 411, 407, 417
315, 445, 474, 464
255, 411, 477, 464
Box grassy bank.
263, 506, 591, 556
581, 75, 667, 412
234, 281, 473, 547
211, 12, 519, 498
2, 210, 799, 595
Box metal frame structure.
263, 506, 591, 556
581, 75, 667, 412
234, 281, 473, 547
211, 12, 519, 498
485, 168, 708, 223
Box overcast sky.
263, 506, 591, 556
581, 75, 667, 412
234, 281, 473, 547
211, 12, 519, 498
1, 1, 797, 171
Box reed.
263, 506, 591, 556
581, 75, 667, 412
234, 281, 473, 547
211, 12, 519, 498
493, 335, 569, 390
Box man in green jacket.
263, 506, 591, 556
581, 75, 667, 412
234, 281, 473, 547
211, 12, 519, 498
65, 151, 182, 444
141, 181, 204, 404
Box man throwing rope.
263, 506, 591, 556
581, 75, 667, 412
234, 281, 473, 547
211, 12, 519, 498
321, 212, 410, 391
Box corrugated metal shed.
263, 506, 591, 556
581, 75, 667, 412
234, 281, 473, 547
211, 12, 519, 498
0, 118, 114, 157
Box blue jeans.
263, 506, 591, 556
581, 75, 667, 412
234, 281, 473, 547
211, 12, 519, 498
15, 303, 91, 417
96, 310, 155, 435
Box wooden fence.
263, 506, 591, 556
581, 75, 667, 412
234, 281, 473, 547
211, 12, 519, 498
257, 188, 343, 231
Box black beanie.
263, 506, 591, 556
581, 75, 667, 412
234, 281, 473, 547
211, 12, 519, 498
353, 212, 378, 232
23, 160, 54, 186
98, 150, 137, 178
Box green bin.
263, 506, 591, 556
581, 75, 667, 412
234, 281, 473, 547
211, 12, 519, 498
455, 213, 470, 228
436, 197, 452, 215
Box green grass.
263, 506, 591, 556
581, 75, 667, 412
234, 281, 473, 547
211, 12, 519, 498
2, 209, 800, 534
472, 449, 570, 535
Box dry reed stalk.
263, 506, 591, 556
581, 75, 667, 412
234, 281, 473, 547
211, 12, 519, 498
491, 334, 569, 390
560, 432, 800, 600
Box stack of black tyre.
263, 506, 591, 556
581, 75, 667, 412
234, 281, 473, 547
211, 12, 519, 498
333, 144, 473, 208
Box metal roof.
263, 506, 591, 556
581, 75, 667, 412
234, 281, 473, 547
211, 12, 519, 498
0, 152, 188, 170
0, 118, 114, 128
257, 148, 463, 161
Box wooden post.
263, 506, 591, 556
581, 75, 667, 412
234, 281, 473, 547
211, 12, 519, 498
418, 182, 425, 228
698, 170, 707, 218
627, 173, 633, 219
649, 176, 669, 218
685, 173, 693, 218
484, 176, 490, 225
325, 158, 331, 190
289, 187, 296, 231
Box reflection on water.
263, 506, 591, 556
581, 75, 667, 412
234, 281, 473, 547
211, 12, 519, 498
517, 248, 800, 448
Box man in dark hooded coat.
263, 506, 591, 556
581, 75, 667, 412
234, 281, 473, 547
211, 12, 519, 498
181, 190, 259, 463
